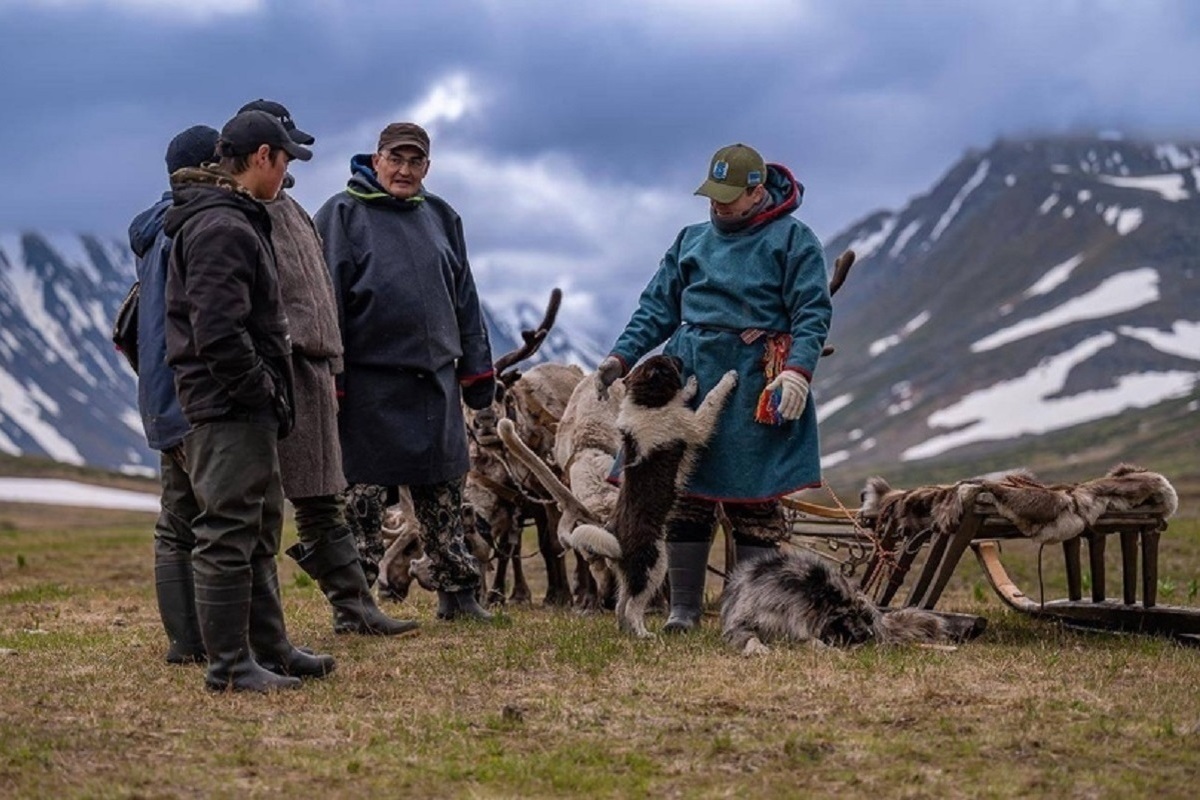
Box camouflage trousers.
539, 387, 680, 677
342, 478, 483, 592
666, 497, 788, 545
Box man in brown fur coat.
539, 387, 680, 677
243, 100, 418, 637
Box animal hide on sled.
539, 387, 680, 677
861, 463, 1178, 546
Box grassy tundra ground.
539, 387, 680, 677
1, 500, 1198, 799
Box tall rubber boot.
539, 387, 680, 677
194, 569, 300, 693
663, 541, 712, 634
248, 557, 335, 679
436, 590, 458, 620
154, 552, 206, 664
452, 588, 494, 622
735, 541, 779, 569
287, 529, 419, 636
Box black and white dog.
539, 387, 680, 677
497, 355, 736, 637
721, 549, 985, 655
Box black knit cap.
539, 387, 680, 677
165, 125, 218, 174
217, 110, 313, 161
237, 98, 315, 145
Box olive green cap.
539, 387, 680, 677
694, 143, 766, 203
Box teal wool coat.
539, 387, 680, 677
610, 164, 831, 501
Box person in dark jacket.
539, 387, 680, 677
128, 124, 217, 665
238, 99, 418, 637
165, 110, 333, 692
596, 143, 832, 634
313, 121, 496, 622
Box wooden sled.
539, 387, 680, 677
781, 492, 1200, 646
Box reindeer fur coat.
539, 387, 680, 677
609, 164, 832, 500
314, 156, 493, 486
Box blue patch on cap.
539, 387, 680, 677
712, 160, 729, 180
747, 170, 763, 185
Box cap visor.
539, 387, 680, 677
282, 141, 313, 162
382, 138, 429, 156
694, 180, 745, 204
289, 126, 315, 146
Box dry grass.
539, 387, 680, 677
1, 501, 1199, 799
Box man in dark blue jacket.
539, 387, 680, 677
128, 124, 217, 665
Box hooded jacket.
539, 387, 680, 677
128, 192, 189, 451
609, 163, 832, 500
163, 166, 294, 431
313, 156, 493, 485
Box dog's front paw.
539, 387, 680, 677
682, 374, 699, 401
742, 637, 770, 656
722, 370, 738, 386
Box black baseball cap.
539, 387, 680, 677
217, 110, 313, 161
237, 98, 314, 145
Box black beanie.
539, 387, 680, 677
165, 125, 219, 174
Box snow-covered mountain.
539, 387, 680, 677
817, 135, 1199, 485
0, 231, 603, 475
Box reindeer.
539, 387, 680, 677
460, 288, 587, 607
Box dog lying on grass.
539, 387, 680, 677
721, 549, 986, 655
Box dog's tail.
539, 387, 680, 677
497, 418, 600, 525
563, 523, 622, 560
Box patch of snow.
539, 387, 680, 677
869, 311, 930, 357
1193, 167, 1200, 193
1118, 321, 1200, 361
1155, 144, 1199, 170
888, 219, 923, 258
1062, 206, 1075, 219
0, 426, 20, 456
931, 159, 989, 241
1096, 173, 1189, 201
0, 478, 159, 512
816, 393, 853, 423
847, 428, 863, 442
846, 216, 897, 260
42, 233, 101, 283
0, 257, 94, 385
0, 366, 85, 465
1115, 208, 1143, 235
1077, 190, 1092, 203
119, 464, 158, 479
859, 437, 876, 451
822, 450, 850, 468
1051, 164, 1071, 174
1038, 193, 1060, 214
121, 407, 144, 435
1025, 254, 1085, 297
1005, 174, 1016, 187
887, 398, 914, 416
973, 268, 1159, 352
903, 333, 1197, 461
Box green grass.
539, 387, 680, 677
0, 499, 1198, 798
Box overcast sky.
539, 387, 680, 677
2, 0, 1198, 341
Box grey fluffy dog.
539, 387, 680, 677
721, 549, 985, 656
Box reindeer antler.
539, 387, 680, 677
821, 250, 856, 357
829, 249, 856, 297
494, 288, 563, 378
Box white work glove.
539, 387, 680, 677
765, 370, 810, 420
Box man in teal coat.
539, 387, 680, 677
597, 142, 832, 633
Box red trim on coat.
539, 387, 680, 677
459, 368, 495, 385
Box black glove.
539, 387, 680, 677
461, 375, 498, 410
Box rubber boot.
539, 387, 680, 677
436, 590, 458, 620
287, 530, 420, 636
154, 552, 206, 664
663, 541, 712, 633
194, 569, 301, 693
735, 541, 779, 569
248, 557, 335, 680
452, 588, 494, 622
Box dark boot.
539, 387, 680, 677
194, 569, 300, 693
154, 553, 206, 664
663, 541, 712, 634
735, 541, 778, 568
436, 590, 458, 620
451, 588, 493, 622
248, 557, 335, 680
287, 530, 419, 636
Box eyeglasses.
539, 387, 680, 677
380, 152, 428, 170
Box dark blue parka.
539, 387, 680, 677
128, 193, 188, 452
313, 156, 493, 486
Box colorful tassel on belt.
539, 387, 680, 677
753, 333, 792, 425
